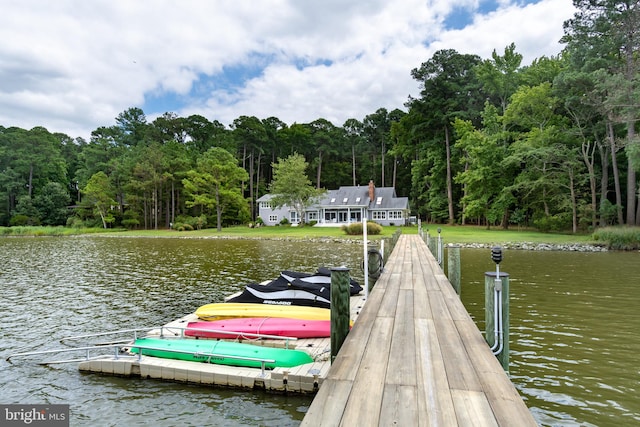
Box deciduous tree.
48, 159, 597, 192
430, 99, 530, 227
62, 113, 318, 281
83, 171, 116, 228
269, 153, 325, 225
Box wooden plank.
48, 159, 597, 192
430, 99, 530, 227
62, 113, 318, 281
452, 313, 539, 426
415, 318, 457, 426
386, 289, 416, 386
353, 284, 385, 324
454, 319, 506, 376
376, 271, 400, 318
418, 254, 443, 292
374, 241, 402, 317
413, 267, 433, 320
299, 379, 352, 427
429, 290, 484, 392
483, 387, 538, 427
339, 317, 394, 427
399, 239, 414, 290
380, 237, 405, 277
412, 254, 429, 295
379, 384, 418, 426
451, 389, 499, 427
326, 316, 373, 381
327, 278, 387, 381
442, 284, 476, 321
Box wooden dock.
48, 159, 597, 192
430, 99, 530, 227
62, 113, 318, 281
301, 234, 537, 427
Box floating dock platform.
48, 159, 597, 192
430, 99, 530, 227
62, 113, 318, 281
78, 295, 366, 393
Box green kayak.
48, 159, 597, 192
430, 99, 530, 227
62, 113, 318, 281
129, 337, 313, 369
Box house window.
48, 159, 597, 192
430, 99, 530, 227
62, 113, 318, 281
376, 197, 382, 205
269, 215, 278, 223
307, 211, 318, 221
331, 198, 336, 203
388, 211, 403, 219
372, 211, 386, 220
290, 211, 300, 223
343, 198, 348, 204
356, 197, 361, 203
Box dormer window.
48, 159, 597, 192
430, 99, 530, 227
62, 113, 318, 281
356, 197, 361, 203
343, 198, 348, 204
331, 198, 336, 203
376, 197, 382, 205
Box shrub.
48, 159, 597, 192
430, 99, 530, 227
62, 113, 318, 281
10, 214, 40, 226
341, 222, 382, 236
9, 215, 29, 226
175, 215, 207, 230
592, 226, 640, 250
341, 222, 361, 235
533, 213, 571, 232
297, 221, 316, 228
66, 217, 86, 229
173, 222, 194, 232
598, 200, 619, 226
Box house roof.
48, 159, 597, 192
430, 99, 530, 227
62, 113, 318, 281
256, 194, 276, 202
258, 185, 409, 211
316, 186, 369, 207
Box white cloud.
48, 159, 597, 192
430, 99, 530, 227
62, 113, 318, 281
0, 0, 576, 140
432, 0, 575, 62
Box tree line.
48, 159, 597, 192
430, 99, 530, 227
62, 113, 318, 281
0, 0, 638, 233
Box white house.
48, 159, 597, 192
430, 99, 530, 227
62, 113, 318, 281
257, 181, 410, 226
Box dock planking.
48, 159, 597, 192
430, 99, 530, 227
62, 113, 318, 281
301, 234, 537, 427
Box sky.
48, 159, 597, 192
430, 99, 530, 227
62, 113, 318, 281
0, 0, 577, 140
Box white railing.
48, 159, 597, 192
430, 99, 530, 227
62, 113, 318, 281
8, 325, 299, 377
7, 342, 277, 376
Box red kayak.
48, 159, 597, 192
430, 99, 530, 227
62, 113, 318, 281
185, 317, 332, 339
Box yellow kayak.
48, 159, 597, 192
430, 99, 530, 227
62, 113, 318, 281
195, 303, 331, 321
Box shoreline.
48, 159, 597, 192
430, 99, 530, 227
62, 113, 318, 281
444, 242, 609, 252
88, 233, 610, 252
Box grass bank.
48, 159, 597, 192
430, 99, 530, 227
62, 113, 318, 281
592, 226, 640, 250
0, 224, 609, 246
0, 226, 121, 236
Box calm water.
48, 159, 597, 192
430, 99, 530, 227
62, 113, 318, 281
0, 236, 638, 426
457, 249, 640, 427
0, 237, 365, 427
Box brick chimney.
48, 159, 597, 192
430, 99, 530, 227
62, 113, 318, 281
368, 180, 375, 203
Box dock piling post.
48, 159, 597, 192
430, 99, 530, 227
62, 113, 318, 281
363, 219, 369, 300
330, 267, 351, 363
437, 228, 443, 266
447, 245, 461, 295
485, 247, 510, 372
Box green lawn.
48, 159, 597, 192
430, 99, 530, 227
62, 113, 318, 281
98, 224, 596, 245
415, 225, 596, 245
0, 224, 599, 245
